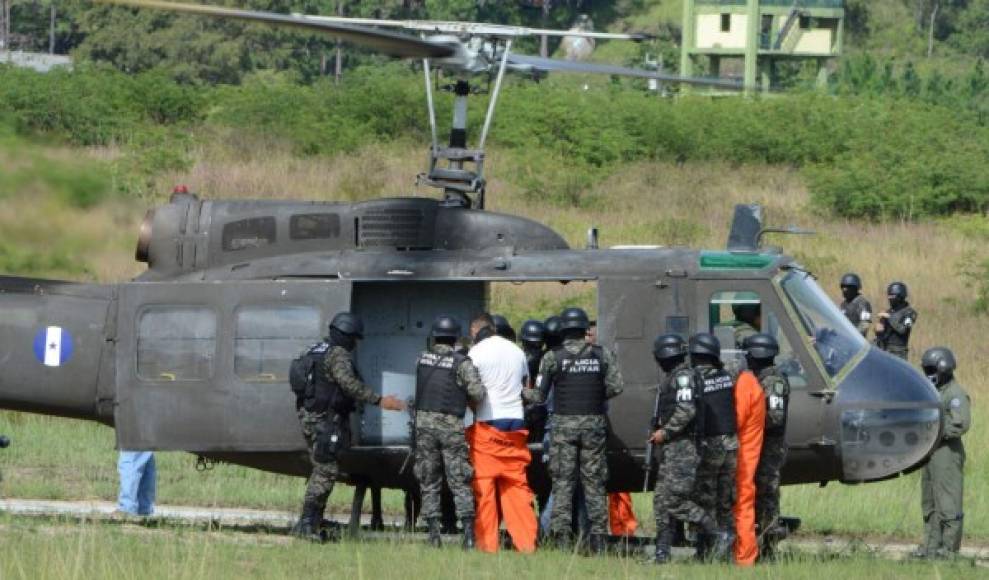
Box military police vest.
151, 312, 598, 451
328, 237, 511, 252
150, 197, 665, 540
658, 366, 696, 437
696, 365, 737, 437
551, 344, 607, 416
757, 367, 790, 437
292, 343, 358, 416
416, 350, 469, 418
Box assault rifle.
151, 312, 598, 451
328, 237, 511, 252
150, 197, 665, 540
643, 385, 662, 493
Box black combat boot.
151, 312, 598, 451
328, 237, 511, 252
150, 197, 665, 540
461, 517, 476, 550
654, 527, 674, 565
427, 517, 443, 548
694, 515, 719, 560
587, 533, 608, 557
293, 501, 324, 543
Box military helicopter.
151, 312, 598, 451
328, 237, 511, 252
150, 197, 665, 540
0, 0, 941, 531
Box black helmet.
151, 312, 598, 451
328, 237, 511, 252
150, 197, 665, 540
689, 333, 721, 358
492, 314, 515, 340
921, 347, 956, 378
430, 315, 461, 340
743, 333, 779, 360
559, 307, 590, 331
520, 319, 546, 344
840, 273, 862, 289
653, 334, 686, 361
330, 312, 364, 338
887, 281, 908, 300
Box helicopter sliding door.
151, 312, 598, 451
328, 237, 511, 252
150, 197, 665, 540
350, 281, 485, 447
114, 279, 351, 451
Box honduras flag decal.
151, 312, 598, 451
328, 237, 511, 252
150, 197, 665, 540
33, 326, 74, 367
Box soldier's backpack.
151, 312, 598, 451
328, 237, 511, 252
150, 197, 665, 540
288, 342, 356, 415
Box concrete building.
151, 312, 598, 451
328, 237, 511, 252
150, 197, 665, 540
680, 0, 844, 93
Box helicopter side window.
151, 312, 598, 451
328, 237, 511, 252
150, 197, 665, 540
708, 291, 807, 386
290, 213, 341, 240
222, 217, 276, 251
234, 306, 322, 382
137, 307, 216, 381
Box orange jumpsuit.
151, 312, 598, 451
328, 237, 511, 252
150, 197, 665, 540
466, 422, 538, 553
608, 492, 639, 536
733, 370, 766, 566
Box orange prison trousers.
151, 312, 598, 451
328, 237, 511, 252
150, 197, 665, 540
733, 370, 766, 566
466, 422, 538, 553
609, 492, 638, 536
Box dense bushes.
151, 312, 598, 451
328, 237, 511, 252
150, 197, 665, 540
0, 64, 987, 219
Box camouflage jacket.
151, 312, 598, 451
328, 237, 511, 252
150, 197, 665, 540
524, 338, 624, 406
757, 365, 790, 435
840, 294, 873, 337
415, 343, 486, 429
322, 345, 380, 406
655, 361, 696, 440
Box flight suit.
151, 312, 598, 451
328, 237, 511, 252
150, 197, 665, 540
840, 294, 872, 337
732, 370, 766, 566
754, 366, 790, 556
875, 303, 917, 359
413, 343, 485, 522
300, 345, 381, 518
529, 338, 623, 538
694, 363, 739, 533
920, 378, 971, 556
651, 363, 709, 548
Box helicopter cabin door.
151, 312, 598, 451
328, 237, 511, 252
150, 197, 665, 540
694, 279, 829, 459
114, 279, 351, 452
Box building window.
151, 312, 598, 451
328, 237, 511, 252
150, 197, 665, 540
290, 213, 341, 241
235, 305, 322, 382
222, 217, 276, 251
138, 307, 217, 381
720, 13, 731, 32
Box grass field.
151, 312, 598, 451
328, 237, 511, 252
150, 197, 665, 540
1, 136, 987, 555
0, 513, 982, 580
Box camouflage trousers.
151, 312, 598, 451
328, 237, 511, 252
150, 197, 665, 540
548, 415, 609, 536
755, 435, 787, 541
299, 409, 340, 512
695, 434, 739, 530
414, 423, 475, 519
653, 438, 707, 537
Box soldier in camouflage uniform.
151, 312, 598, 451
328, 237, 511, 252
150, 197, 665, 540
295, 312, 405, 541
914, 347, 971, 559
745, 334, 791, 560
731, 303, 761, 348
648, 334, 721, 564
414, 315, 486, 549
839, 273, 872, 338
690, 333, 738, 561
874, 282, 917, 360
526, 307, 623, 554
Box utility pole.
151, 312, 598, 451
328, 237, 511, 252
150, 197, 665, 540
1, 0, 9, 51
49, 2, 56, 54
334, 0, 343, 83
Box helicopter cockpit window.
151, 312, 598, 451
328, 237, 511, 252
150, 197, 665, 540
290, 213, 341, 240
137, 307, 217, 381
708, 291, 808, 386
235, 306, 322, 382
780, 270, 868, 377
222, 217, 276, 251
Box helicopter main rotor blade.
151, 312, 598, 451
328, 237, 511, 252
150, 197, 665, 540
95, 0, 458, 59
505, 53, 745, 90
294, 14, 652, 42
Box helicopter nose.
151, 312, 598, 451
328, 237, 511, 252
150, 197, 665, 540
833, 347, 941, 482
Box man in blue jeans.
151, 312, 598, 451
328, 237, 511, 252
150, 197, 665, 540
117, 451, 156, 516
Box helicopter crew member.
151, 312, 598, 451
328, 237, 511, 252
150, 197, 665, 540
493, 314, 517, 342
690, 333, 738, 560
874, 282, 917, 360
839, 273, 872, 337
749, 334, 790, 561
528, 307, 624, 555
648, 334, 722, 565
731, 336, 768, 567
914, 347, 971, 559
414, 315, 486, 549
466, 313, 538, 554
732, 303, 761, 348
294, 312, 406, 541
